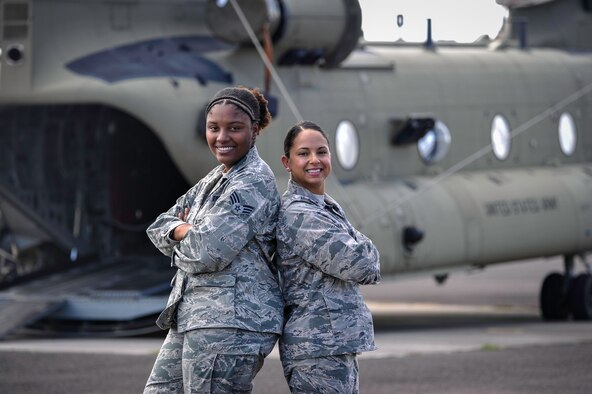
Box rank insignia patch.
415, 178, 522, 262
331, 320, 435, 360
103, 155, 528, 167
230, 191, 254, 215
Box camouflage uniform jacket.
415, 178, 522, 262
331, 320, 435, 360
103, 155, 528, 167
146, 146, 283, 335
277, 180, 381, 360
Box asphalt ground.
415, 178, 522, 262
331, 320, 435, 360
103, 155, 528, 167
1, 256, 592, 393
1, 341, 590, 394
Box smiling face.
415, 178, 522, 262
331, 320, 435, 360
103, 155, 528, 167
282, 128, 331, 195
206, 102, 258, 172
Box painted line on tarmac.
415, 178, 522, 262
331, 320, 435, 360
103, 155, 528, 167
0, 338, 163, 356
367, 301, 538, 316
362, 321, 592, 359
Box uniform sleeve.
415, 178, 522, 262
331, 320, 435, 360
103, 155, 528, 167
349, 228, 382, 284
280, 200, 381, 284
172, 177, 276, 274
146, 187, 196, 257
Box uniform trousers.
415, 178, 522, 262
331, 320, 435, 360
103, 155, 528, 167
281, 353, 359, 394
144, 327, 277, 394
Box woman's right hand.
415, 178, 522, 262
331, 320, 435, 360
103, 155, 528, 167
172, 208, 192, 241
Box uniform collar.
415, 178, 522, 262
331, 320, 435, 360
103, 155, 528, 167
217, 145, 260, 179
287, 179, 339, 209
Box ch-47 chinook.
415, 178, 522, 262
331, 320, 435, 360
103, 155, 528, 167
0, 0, 590, 337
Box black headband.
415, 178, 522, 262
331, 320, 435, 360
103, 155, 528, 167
205, 88, 260, 122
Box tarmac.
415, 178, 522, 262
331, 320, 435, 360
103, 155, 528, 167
1, 316, 590, 393
1, 256, 592, 393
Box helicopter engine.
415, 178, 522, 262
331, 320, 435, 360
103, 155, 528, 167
204, 0, 362, 67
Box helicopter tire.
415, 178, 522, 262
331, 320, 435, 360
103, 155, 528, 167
569, 273, 592, 320
540, 272, 569, 321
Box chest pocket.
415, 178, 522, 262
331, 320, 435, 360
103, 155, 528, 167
324, 203, 357, 239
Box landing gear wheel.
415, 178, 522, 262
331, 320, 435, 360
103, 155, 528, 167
569, 273, 592, 320
540, 272, 569, 321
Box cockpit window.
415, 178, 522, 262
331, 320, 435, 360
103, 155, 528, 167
491, 114, 511, 160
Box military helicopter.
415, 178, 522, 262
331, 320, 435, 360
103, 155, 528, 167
0, 0, 590, 337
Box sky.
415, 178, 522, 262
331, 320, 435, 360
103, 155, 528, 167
359, 0, 509, 43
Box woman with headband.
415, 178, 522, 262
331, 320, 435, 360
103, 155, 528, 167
143, 86, 283, 393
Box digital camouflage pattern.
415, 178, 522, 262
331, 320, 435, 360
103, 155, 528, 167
277, 180, 381, 361
144, 328, 277, 393
146, 146, 283, 334
282, 354, 360, 394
